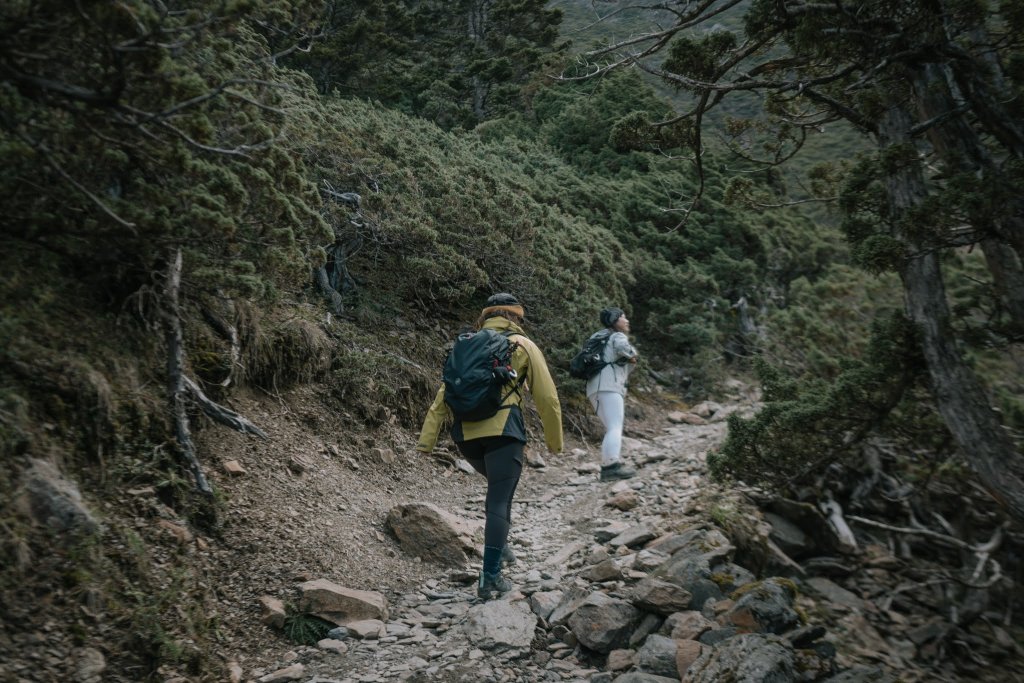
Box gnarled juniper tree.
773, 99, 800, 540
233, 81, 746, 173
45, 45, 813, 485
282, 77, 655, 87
569, 0, 1024, 521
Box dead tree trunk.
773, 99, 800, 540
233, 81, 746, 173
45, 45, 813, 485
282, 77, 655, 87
164, 249, 213, 496
163, 249, 268, 495
878, 104, 1024, 524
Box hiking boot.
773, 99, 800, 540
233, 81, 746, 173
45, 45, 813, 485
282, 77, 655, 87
600, 461, 636, 482
501, 545, 517, 568
477, 570, 512, 600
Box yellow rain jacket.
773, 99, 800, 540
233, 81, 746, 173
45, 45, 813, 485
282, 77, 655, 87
416, 317, 563, 454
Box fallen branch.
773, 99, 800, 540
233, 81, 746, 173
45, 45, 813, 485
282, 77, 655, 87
820, 492, 858, 552
849, 515, 1003, 553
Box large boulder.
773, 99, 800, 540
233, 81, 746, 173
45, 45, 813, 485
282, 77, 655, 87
18, 459, 100, 537
385, 502, 482, 567
568, 592, 642, 653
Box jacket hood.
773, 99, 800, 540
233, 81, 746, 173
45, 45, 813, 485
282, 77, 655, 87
481, 316, 525, 336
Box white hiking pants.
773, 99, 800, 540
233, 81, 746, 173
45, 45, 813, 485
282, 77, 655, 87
590, 391, 625, 466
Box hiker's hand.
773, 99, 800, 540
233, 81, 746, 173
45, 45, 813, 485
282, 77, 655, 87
628, 356, 638, 364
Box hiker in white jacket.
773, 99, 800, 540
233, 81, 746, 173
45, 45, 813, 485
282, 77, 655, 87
585, 307, 638, 482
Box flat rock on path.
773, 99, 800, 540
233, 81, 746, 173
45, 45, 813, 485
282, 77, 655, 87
279, 412, 731, 683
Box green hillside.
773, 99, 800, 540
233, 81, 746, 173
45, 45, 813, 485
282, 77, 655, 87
2, 1, 1021, 679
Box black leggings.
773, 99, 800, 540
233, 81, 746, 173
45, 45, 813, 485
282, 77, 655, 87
456, 436, 524, 551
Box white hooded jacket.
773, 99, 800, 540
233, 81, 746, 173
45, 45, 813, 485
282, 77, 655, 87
585, 330, 637, 398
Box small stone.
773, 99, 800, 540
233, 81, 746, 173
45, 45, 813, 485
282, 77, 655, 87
223, 460, 246, 476
258, 663, 304, 683
317, 638, 349, 654
606, 649, 635, 671
288, 454, 313, 474
73, 647, 105, 682
258, 596, 287, 629
607, 490, 639, 511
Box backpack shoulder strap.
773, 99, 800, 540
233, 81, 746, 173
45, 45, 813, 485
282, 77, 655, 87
497, 330, 529, 401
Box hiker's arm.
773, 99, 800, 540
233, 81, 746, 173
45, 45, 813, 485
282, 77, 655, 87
416, 385, 449, 453
523, 343, 563, 454
611, 332, 637, 361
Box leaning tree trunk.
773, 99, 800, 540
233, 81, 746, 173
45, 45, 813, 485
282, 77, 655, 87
878, 103, 1024, 524
910, 62, 1024, 331
944, 16, 1024, 259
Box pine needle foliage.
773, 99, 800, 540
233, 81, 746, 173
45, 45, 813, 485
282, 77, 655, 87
711, 313, 932, 491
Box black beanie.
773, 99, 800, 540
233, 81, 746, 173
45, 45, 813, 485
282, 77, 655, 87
600, 307, 624, 328
487, 293, 520, 307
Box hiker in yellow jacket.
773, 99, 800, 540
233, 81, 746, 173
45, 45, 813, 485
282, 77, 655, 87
417, 293, 562, 599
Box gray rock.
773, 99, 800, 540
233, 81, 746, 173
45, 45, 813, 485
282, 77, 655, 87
463, 600, 537, 652
611, 673, 681, 683
649, 528, 733, 562
258, 664, 305, 683
660, 611, 713, 640
327, 626, 352, 643
724, 578, 799, 634
805, 578, 866, 611
73, 647, 106, 683
709, 562, 756, 594
20, 460, 100, 536
633, 549, 670, 573
385, 502, 482, 567
610, 524, 657, 549
583, 559, 623, 582
529, 590, 563, 621
298, 579, 389, 625
595, 521, 632, 543
631, 578, 692, 615
764, 513, 812, 559
698, 626, 738, 646
636, 634, 678, 678
548, 586, 590, 625
686, 633, 796, 683
766, 500, 839, 554
821, 665, 895, 682
628, 612, 664, 648
567, 592, 641, 653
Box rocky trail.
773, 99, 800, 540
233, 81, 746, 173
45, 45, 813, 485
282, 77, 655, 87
16, 379, 1021, 683
236, 388, 913, 683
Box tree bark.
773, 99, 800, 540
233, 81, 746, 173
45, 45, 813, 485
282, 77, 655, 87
910, 63, 1024, 330
879, 104, 1024, 524
468, 0, 490, 121
164, 249, 214, 496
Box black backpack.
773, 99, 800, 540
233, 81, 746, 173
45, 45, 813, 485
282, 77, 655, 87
443, 329, 526, 421
569, 330, 612, 380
